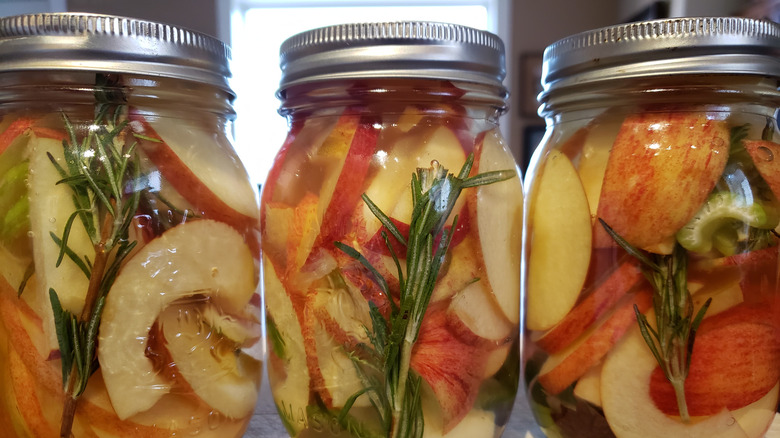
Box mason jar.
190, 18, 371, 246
261, 21, 523, 437
522, 17, 780, 438
0, 13, 262, 437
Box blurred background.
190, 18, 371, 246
1, 0, 776, 184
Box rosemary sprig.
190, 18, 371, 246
336, 154, 515, 438
600, 219, 710, 423
49, 103, 140, 437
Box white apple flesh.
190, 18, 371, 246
27, 133, 94, 354
159, 303, 260, 419
473, 129, 523, 324
527, 149, 592, 331
98, 219, 256, 420
601, 320, 749, 438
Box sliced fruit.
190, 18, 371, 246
128, 111, 259, 234
676, 192, 777, 254
316, 115, 379, 247
447, 279, 514, 344
98, 219, 256, 420
648, 304, 780, 417
386, 125, 469, 227
306, 270, 374, 409
732, 382, 779, 438
159, 303, 261, 419
601, 312, 752, 438
27, 133, 94, 353
411, 305, 488, 433
527, 149, 592, 331
430, 233, 482, 303
535, 257, 643, 353
263, 255, 309, 435
577, 117, 623, 221
472, 129, 523, 325
8, 345, 58, 437
595, 111, 730, 253
538, 287, 652, 394
573, 365, 602, 407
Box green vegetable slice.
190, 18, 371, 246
676, 192, 777, 254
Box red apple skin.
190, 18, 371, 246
595, 111, 730, 252
649, 303, 780, 416
411, 304, 489, 433
536, 257, 644, 354
316, 116, 380, 249
538, 287, 653, 395
127, 111, 260, 255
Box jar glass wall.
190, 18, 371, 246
0, 14, 262, 437
522, 17, 780, 438
262, 22, 523, 438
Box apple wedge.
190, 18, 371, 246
535, 257, 644, 353
527, 149, 592, 331
471, 129, 523, 325
595, 111, 730, 253
127, 111, 259, 235
577, 117, 622, 221
648, 303, 780, 417
538, 287, 652, 394
601, 314, 752, 437
731, 382, 779, 438
98, 219, 256, 420
263, 255, 310, 435
384, 125, 469, 228
158, 303, 261, 419
447, 279, 514, 345
27, 132, 94, 354
411, 305, 489, 433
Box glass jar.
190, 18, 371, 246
0, 13, 262, 437
262, 22, 523, 437
523, 17, 780, 438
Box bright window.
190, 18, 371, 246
224, 0, 507, 187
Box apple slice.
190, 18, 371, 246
7, 345, 59, 437
601, 314, 751, 437
731, 382, 779, 438
431, 233, 482, 303
384, 125, 469, 227
411, 305, 488, 433
316, 115, 379, 247
263, 255, 310, 435
535, 257, 644, 353
158, 303, 260, 419
447, 280, 514, 345
127, 111, 259, 235
527, 149, 592, 331
573, 364, 602, 407
595, 111, 730, 253
538, 287, 652, 394
577, 117, 622, 221
472, 129, 523, 325
648, 304, 780, 417
97, 219, 256, 420
27, 132, 94, 353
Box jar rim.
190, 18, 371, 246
540, 17, 780, 103
277, 21, 507, 96
0, 13, 234, 97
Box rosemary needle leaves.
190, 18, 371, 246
336, 154, 515, 438
48, 105, 140, 437
599, 219, 710, 423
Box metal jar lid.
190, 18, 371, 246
278, 21, 506, 94
0, 13, 233, 96
541, 16, 780, 100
